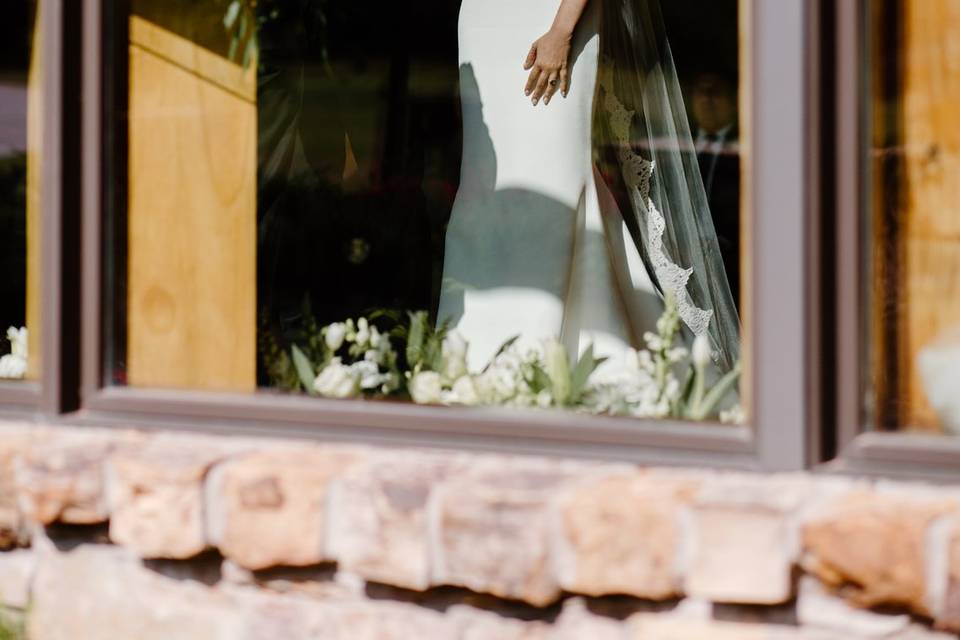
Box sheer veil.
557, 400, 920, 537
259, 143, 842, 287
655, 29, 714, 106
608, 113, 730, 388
594, 0, 741, 373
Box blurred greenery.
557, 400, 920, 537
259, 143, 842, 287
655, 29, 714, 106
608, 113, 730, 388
0, 607, 25, 640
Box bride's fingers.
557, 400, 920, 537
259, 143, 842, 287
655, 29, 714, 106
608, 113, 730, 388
531, 70, 551, 105
523, 44, 537, 70
525, 66, 542, 97
560, 66, 569, 98
543, 73, 561, 105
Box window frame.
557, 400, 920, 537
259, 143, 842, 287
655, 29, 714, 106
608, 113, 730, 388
828, 0, 960, 479
0, 0, 79, 417
62, 0, 819, 471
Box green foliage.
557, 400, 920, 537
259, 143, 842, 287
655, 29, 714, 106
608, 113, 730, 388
290, 344, 317, 394
0, 608, 25, 640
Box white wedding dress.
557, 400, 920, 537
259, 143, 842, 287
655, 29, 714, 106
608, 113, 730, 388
438, 0, 664, 372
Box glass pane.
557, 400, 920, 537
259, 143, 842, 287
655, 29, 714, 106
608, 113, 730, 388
866, 0, 960, 434
107, 0, 747, 424
0, 1, 41, 383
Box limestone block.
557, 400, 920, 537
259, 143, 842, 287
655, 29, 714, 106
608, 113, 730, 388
328, 452, 461, 590
802, 491, 956, 615
554, 472, 698, 600
14, 431, 128, 525
686, 504, 795, 604
432, 459, 577, 606
797, 576, 911, 637
28, 544, 244, 640
0, 549, 34, 609
206, 447, 364, 570
106, 437, 234, 558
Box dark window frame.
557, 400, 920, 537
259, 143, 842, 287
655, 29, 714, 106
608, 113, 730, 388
3, 0, 822, 472
827, 0, 960, 480
0, 0, 80, 418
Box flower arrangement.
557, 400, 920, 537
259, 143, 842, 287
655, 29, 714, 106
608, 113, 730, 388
282, 296, 744, 424
0, 326, 27, 380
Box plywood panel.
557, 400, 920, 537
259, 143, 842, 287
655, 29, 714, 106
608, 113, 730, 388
25, 0, 42, 380
899, 0, 960, 429
126, 17, 256, 391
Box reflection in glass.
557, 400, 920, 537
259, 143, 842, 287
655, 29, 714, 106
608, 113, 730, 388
111, 0, 745, 423
0, 1, 41, 382
867, 0, 960, 434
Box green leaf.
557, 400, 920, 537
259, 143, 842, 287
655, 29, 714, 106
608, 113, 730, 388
569, 344, 599, 401
291, 344, 317, 394
691, 362, 742, 421
527, 362, 552, 393
482, 335, 520, 373
406, 311, 426, 368
424, 333, 444, 372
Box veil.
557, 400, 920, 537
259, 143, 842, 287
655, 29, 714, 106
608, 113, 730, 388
594, 0, 742, 373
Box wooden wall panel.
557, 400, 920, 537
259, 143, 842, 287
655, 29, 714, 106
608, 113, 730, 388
898, 0, 960, 429
126, 15, 256, 391
25, 0, 42, 380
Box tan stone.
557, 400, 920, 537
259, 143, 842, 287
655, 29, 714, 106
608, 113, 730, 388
549, 598, 626, 640
446, 605, 550, 640
555, 472, 697, 600
628, 615, 800, 640
940, 516, 960, 632
797, 575, 911, 637
432, 460, 576, 606
328, 452, 461, 590
234, 592, 456, 640
802, 491, 956, 615
686, 505, 794, 604
0, 430, 30, 549
106, 437, 233, 559
14, 431, 127, 525
206, 447, 363, 570
28, 544, 245, 640
0, 549, 35, 609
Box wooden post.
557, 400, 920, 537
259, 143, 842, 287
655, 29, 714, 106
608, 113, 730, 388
25, 0, 43, 380
126, 7, 257, 391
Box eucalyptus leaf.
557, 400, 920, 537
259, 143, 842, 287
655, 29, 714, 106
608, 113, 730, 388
691, 362, 742, 421
291, 344, 317, 394
569, 344, 598, 401
406, 311, 426, 368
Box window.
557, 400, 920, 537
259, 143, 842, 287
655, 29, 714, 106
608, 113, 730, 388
4, 0, 814, 472
865, 0, 960, 437
0, 1, 42, 387
100, 0, 753, 430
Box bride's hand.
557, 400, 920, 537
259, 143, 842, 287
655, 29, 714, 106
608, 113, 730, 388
523, 28, 571, 106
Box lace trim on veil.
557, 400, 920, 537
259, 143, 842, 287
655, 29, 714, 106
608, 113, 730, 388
603, 89, 714, 340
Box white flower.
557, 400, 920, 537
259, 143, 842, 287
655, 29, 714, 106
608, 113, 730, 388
441, 331, 469, 381
350, 360, 387, 390
409, 371, 443, 404
313, 358, 361, 398
443, 375, 480, 406
355, 317, 371, 346
643, 332, 664, 351
692, 335, 712, 369
0, 327, 27, 380
324, 323, 347, 351
0, 355, 26, 380
720, 404, 747, 425
8, 327, 27, 359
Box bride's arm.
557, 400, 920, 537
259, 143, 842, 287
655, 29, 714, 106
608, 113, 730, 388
524, 0, 591, 106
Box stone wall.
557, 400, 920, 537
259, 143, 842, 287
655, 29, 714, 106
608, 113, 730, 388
1, 419, 960, 639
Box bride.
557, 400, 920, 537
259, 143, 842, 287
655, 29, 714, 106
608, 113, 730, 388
437, 0, 741, 376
